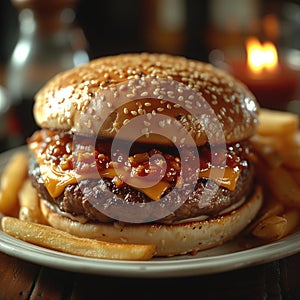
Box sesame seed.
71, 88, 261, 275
195, 101, 202, 107
167, 91, 175, 98
144, 102, 151, 107
141, 128, 149, 135
141, 91, 148, 97
131, 111, 137, 116
87, 119, 92, 128
123, 119, 130, 125
151, 79, 159, 85
224, 96, 230, 103
228, 116, 234, 123
123, 107, 129, 114
128, 80, 134, 87
159, 121, 165, 128
119, 84, 126, 91
157, 107, 164, 112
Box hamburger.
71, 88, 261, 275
27, 53, 263, 257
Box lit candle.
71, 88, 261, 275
228, 37, 298, 110
246, 37, 278, 75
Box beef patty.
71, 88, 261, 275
29, 155, 255, 224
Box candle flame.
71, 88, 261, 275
246, 37, 278, 73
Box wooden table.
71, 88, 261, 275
1, 250, 300, 299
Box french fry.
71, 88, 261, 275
0, 151, 29, 216
249, 109, 300, 243
282, 209, 300, 236
252, 215, 287, 241
18, 179, 48, 224
252, 209, 300, 242
257, 108, 299, 137
250, 136, 283, 167
266, 166, 300, 209
1, 217, 156, 261
247, 198, 285, 234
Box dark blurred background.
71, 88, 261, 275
0, 0, 210, 63
0, 0, 300, 151
1, 0, 299, 63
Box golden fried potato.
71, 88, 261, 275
0, 151, 28, 216
1, 217, 156, 261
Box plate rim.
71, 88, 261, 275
1, 228, 300, 278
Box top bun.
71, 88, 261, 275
34, 53, 259, 146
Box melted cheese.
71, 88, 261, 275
39, 164, 78, 199
199, 167, 241, 192
38, 161, 171, 200
33, 151, 241, 201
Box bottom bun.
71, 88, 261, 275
40, 185, 263, 257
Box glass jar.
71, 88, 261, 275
5, 0, 89, 146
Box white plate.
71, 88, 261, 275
0, 146, 300, 278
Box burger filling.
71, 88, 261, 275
28, 129, 255, 224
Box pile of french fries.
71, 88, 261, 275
249, 108, 300, 242
0, 108, 299, 259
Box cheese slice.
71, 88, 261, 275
199, 167, 241, 192
39, 164, 77, 198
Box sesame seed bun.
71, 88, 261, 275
40, 185, 263, 257
33, 53, 259, 146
